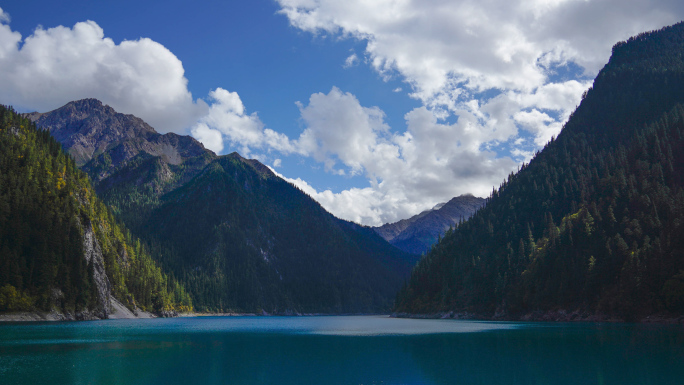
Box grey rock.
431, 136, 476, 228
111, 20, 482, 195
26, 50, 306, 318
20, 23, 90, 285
26, 98, 215, 195
82, 219, 111, 319
374, 194, 485, 254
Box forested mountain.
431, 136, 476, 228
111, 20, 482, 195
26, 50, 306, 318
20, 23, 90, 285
0, 106, 192, 318
139, 153, 415, 313
374, 195, 485, 255
395, 22, 684, 321
28, 99, 216, 231
31, 100, 415, 313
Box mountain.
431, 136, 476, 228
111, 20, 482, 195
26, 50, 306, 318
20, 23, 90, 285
28, 99, 216, 231
27, 99, 210, 168
395, 22, 684, 321
141, 153, 416, 313
374, 194, 485, 254
30, 100, 415, 313
0, 105, 192, 319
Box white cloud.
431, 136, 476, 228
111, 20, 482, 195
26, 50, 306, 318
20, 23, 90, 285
275, 0, 683, 145
190, 123, 224, 154
296, 87, 393, 176
280, 88, 517, 225
271, 0, 684, 224
190, 88, 301, 157
0, 12, 206, 133
343, 53, 359, 68
0, 9, 9, 24
224, 86, 521, 225
192, 88, 265, 155
277, 0, 683, 104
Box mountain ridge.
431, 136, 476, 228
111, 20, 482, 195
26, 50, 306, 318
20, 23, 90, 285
374, 194, 485, 254
395, 22, 684, 321
30, 99, 416, 313
1, 105, 192, 319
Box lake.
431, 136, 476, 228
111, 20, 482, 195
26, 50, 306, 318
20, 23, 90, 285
1, 315, 683, 384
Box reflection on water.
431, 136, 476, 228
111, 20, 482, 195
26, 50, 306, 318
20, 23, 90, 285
1, 316, 683, 384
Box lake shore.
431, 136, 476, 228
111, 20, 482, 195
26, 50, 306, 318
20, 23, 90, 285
391, 310, 684, 324
0, 308, 389, 322
0, 298, 157, 322
4, 308, 683, 324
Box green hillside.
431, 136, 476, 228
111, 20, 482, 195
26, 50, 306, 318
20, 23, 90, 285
138, 153, 415, 313
0, 105, 192, 318
396, 22, 684, 321
31, 99, 415, 314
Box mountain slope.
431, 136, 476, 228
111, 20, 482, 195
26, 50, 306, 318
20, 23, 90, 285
0, 105, 192, 319
396, 22, 684, 321
375, 195, 485, 254
31, 100, 415, 313
28, 99, 216, 231
27, 99, 209, 168
141, 153, 415, 313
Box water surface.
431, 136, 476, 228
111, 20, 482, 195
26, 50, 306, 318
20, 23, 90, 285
1, 316, 683, 384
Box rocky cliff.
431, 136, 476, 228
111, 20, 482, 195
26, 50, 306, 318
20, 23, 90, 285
81, 220, 111, 319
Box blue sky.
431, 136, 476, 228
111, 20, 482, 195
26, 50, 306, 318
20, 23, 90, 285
1, 0, 683, 225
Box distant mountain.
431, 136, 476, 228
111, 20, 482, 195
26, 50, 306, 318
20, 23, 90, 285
396, 22, 684, 321
1, 105, 192, 319
374, 195, 485, 254
31, 100, 415, 313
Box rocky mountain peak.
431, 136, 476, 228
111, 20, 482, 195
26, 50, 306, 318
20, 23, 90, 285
28, 99, 211, 177
63, 99, 119, 119
27, 98, 162, 165
374, 194, 485, 254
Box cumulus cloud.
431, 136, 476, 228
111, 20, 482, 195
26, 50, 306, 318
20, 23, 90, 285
343, 53, 359, 68
215, 86, 519, 225
275, 0, 684, 144
0, 10, 206, 133
277, 0, 683, 102
190, 88, 301, 158
296, 87, 393, 175
270, 0, 684, 224
191, 123, 224, 154
280, 88, 517, 225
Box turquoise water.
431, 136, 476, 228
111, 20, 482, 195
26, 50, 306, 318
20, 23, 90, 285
1, 316, 683, 384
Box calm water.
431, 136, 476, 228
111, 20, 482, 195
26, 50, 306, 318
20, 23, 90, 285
1, 316, 683, 384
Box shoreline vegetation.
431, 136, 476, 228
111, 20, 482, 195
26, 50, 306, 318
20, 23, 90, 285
2, 309, 683, 324
0, 305, 392, 321
391, 311, 684, 324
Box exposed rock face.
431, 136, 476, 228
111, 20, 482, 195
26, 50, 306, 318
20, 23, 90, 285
374, 194, 486, 255
27, 98, 214, 190
82, 220, 111, 319
27, 99, 158, 166
373, 209, 433, 241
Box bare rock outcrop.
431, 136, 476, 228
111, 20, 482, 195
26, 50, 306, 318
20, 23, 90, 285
82, 220, 111, 319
